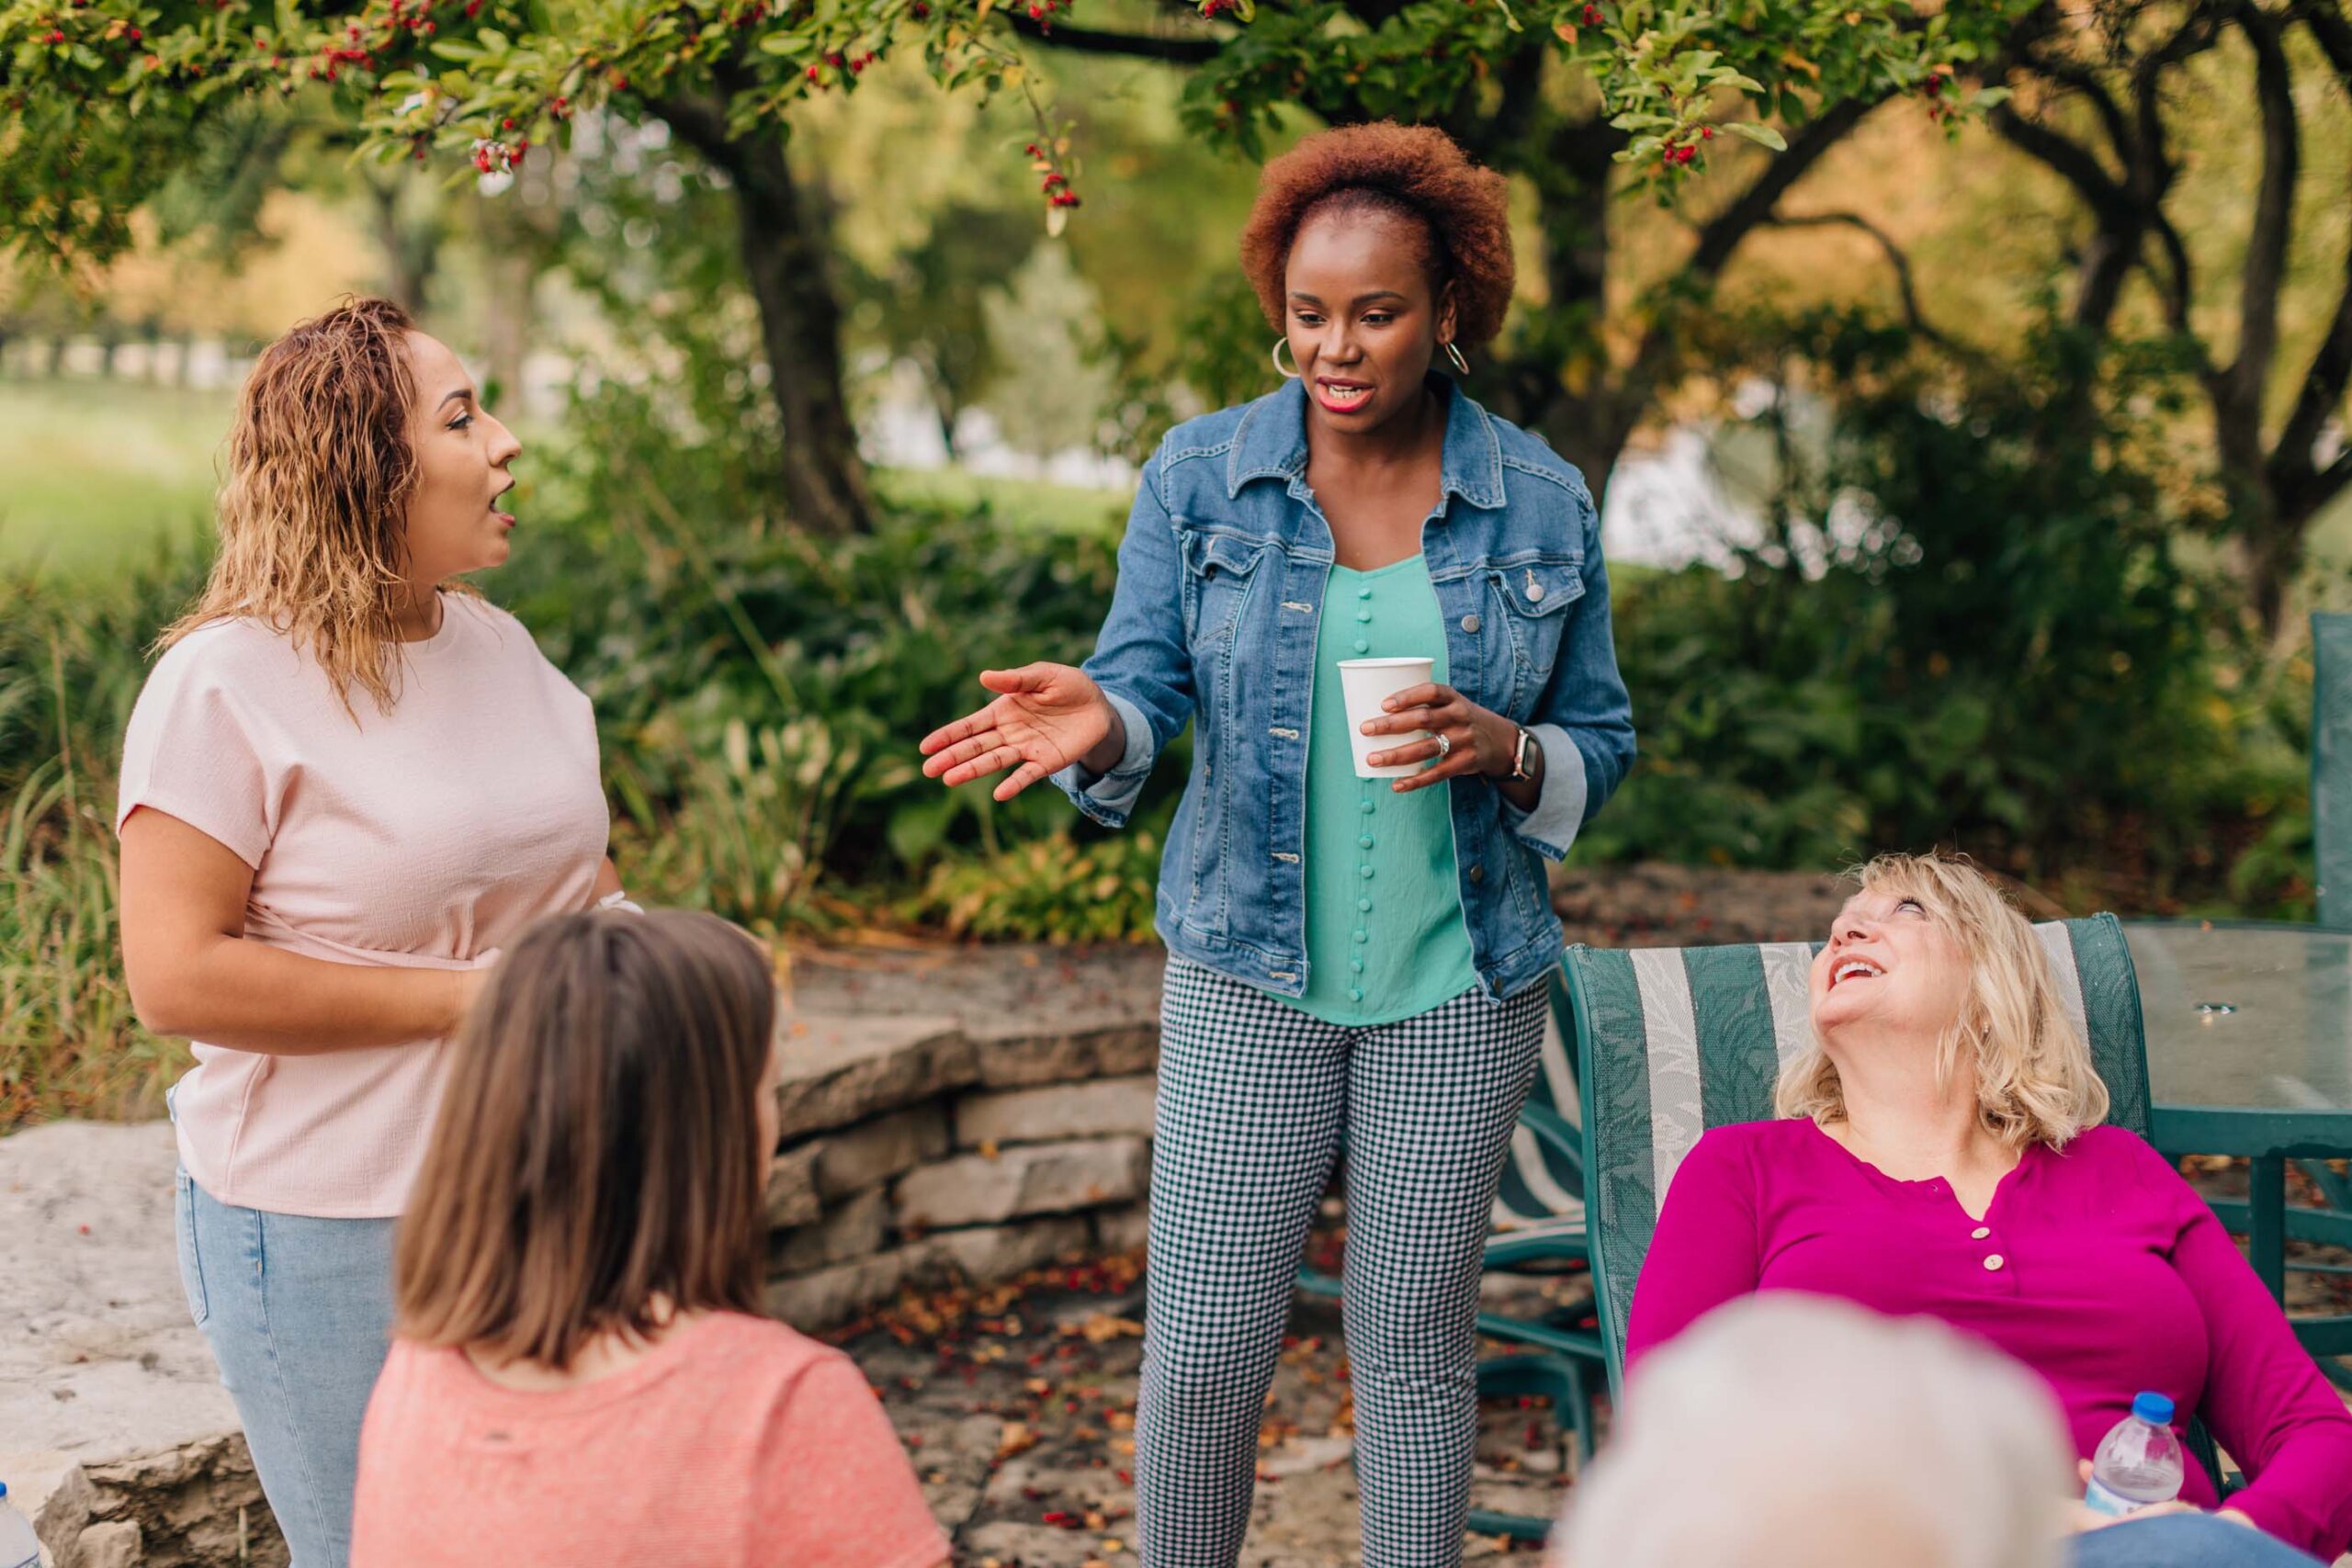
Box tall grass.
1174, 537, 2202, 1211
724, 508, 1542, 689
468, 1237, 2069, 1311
0, 545, 208, 1128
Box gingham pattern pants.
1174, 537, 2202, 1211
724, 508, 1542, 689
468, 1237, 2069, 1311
1136, 958, 1547, 1568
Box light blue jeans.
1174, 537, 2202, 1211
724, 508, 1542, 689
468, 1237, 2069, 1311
2069, 1514, 2326, 1568
174, 1167, 395, 1568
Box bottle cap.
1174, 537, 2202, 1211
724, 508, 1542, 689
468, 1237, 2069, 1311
2132, 1391, 2176, 1426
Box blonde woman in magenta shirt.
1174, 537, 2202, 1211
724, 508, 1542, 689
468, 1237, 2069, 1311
1626, 853, 2352, 1566
116, 299, 625, 1567
351, 910, 947, 1568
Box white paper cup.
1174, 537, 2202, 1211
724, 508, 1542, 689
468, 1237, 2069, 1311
1339, 657, 1436, 779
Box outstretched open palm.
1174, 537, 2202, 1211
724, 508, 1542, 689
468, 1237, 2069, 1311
919, 663, 1114, 802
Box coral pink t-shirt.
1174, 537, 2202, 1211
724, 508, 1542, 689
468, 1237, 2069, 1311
116, 594, 609, 1217
352, 1312, 949, 1568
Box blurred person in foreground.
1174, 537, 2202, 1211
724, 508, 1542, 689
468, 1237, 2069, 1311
1555, 1293, 2077, 1568
351, 908, 947, 1568
1627, 852, 2352, 1565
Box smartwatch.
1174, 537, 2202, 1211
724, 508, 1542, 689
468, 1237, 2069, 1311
1510, 726, 1538, 782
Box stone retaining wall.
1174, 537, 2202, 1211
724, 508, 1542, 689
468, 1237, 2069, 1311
5, 943, 1170, 1566
757, 944, 1166, 1329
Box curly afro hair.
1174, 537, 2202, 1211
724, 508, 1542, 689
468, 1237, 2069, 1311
1238, 122, 1515, 349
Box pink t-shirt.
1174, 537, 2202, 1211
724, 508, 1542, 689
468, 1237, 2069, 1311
352, 1312, 950, 1568
116, 594, 609, 1217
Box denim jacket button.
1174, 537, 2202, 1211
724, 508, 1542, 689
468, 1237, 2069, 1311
1467, 864, 1484, 884
1461, 614, 1482, 634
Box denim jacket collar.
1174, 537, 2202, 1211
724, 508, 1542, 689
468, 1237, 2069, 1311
1224, 375, 1507, 512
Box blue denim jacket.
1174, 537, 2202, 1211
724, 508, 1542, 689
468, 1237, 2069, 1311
1053, 376, 1636, 1004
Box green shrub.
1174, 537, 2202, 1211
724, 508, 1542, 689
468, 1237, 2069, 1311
1578, 310, 2294, 906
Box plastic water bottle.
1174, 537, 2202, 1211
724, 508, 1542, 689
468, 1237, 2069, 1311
0, 1480, 40, 1568
2083, 1391, 2185, 1517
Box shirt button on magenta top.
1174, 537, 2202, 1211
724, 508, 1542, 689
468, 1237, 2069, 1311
1972, 1226, 1991, 1240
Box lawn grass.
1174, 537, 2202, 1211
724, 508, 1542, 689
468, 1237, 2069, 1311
0, 379, 229, 574
0, 378, 1137, 578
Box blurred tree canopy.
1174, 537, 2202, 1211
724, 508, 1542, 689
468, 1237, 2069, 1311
4, 0, 2020, 531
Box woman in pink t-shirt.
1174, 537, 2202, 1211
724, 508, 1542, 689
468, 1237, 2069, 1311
117, 299, 622, 1565
352, 908, 949, 1568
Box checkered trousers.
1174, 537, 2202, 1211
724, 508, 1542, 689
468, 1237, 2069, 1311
1135, 958, 1546, 1568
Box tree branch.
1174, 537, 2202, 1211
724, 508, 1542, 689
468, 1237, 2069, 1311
1009, 17, 1220, 62
2283, 445, 2352, 529
646, 90, 743, 175
2225, 4, 2298, 410
1614, 96, 1876, 416
1684, 96, 1873, 281
1769, 210, 1951, 349
2014, 52, 2137, 166
2268, 2, 2352, 502
1988, 102, 2132, 226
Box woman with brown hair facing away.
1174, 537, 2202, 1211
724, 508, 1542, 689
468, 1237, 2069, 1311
921, 124, 1635, 1565
350, 909, 949, 1568
115, 299, 628, 1565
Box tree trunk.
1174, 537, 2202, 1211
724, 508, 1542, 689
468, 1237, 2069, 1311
728, 128, 873, 536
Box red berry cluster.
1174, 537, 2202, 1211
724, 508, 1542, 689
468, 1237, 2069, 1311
1580, 3, 1600, 23
805, 47, 876, 85
1921, 64, 1954, 123
910, 0, 930, 15
729, 0, 768, 23
1026, 141, 1080, 209
1023, 0, 1070, 24
1199, 0, 1235, 16
471, 137, 528, 173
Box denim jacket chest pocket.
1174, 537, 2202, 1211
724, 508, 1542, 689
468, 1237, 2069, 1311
1487, 554, 1586, 712
1180, 529, 1272, 649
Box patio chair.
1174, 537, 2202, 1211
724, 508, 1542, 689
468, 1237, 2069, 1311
1564, 914, 2237, 1497
2295, 614, 2352, 1220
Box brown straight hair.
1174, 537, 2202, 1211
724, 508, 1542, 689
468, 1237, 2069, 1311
395, 908, 775, 1370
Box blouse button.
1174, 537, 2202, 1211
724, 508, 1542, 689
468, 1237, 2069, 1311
1352, 929, 1369, 943
1355, 609, 1373, 623
1983, 1254, 2006, 1272
1359, 866, 1374, 880
1350, 957, 1364, 974
1359, 800, 1375, 816
1353, 638, 1370, 653
1358, 835, 1374, 850
1356, 587, 1372, 600
1356, 897, 1372, 912
1348, 987, 1364, 1003
1971, 1226, 1991, 1240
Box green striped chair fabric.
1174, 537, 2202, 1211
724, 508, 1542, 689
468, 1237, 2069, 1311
1489, 994, 1584, 1244
1565, 913, 2153, 1390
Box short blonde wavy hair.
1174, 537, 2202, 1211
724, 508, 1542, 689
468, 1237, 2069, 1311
1774, 852, 2110, 1152
162, 297, 474, 716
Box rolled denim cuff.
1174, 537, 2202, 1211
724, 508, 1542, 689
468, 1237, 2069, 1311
1497, 722, 1590, 863
1050, 689, 1157, 829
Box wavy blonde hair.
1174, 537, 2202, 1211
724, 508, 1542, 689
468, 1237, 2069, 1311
1773, 852, 2109, 1151
162, 297, 474, 715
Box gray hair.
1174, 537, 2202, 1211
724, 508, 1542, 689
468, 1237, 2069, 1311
1553, 1296, 2073, 1568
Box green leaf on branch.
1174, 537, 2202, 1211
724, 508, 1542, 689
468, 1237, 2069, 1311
1725, 120, 1787, 150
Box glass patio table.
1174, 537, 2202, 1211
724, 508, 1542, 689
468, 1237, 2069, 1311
2124, 919, 2352, 1360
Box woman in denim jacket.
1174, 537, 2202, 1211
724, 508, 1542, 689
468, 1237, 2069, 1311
922, 123, 1635, 1568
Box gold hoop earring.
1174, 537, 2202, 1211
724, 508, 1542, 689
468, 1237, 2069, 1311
1443, 340, 1471, 376
1271, 337, 1300, 379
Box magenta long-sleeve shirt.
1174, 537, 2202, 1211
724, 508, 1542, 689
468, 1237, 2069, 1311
1625, 1120, 2352, 1559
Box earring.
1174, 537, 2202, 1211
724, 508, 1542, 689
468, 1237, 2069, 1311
1271, 336, 1301, 379
1443, 340, 1471, 376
